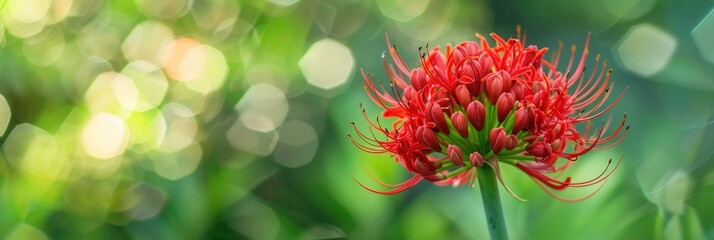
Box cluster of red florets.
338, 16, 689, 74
350, 30, 628, 201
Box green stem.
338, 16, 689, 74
478, 165, 509, 240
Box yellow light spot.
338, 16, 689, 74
376, 0, 429, 22
299, 39, 354, 92
81, 112, 130, 159
273, 120, 319, 168
121, 21, 174, 66
7, 0, 50, 23
85, 72, 132, 117
46, 0, 73, 24
135, 0, 192, 20
126, 109, 167, 153
22, 26, 65, 66
1, 9, 46, 39
226, 118, 279, 156
161, 38, 207, 82
269, 0, 300, 6
236, 83, 288, 132
151, 142, 202, 180
158, 103, 197, 152
615, 24, 677, 76
121, 183, 168, 220
2, 123, 59, 179
183, 44, 228, 94
0, 94, 11, 136
191, 0, 240, 30
112, 61, 169, 111
76, 19, 123, 60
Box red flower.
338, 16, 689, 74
349, 28, 628, 201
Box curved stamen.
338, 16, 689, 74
385, 33, 412, 75
353, 175, 423, 195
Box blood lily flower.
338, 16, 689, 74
349, 29, 628, 201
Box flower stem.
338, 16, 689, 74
478, 164, 509, 240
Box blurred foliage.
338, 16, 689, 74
0, 0, 713, 239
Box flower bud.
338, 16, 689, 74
434, 92, 450, 107
510, 81, 526, 99
410, 68, 427, 91
489, 127, 507, 154
415, 160, 435, 176
447, 145, 465, 167
512, 108, 529, 134
496, 93, 515, 122
505, 134, 519, 150
450, 112, 469, 138
428, 103, 450, 134
469, 152, 484, 167
467, 79, 483, 96
486, 74, 503, 104
453, 45, 468, 64
526, 141, 552, 157
424, 102, 435, 123
455, 85, 472, 107
467, 101, 486, 131
520, 48, 537, 66
531, 82, 546, 94
416, 126, 441, 152
465, 41, 480, 55
499, 71, 512, 92
532, 109, 546, 130
460, 59, 482, 80
429, 50, 447, 70
403, 86, 417, 102
523, 135, 539, 143
532, 91, 549, 110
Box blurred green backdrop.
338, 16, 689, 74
0, 0, 713, 239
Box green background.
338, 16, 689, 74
1, 0, 713, 239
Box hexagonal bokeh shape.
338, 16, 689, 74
692, 9, 714, 64
0, 94, 10, 137
614, 24, 677, 77
376, 0, 430, 22
268, 0, 300, 7
299, 39, 354, 92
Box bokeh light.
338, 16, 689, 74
22, 26, 65, 66
81, 112, 129, 159
3, 123, 59, 179
161, 38, 206, 82
0, 0, 713, 239
158, 103, 197, 152
235, 83, 288, 133
0, 94, 10, 136
113, 61, 169, 112
182, 44, 228, 94
377, 0, 430, 22
614, 24, 677, 77
122, 21, 174, 66
273, 120, 319, 168
122, 183, 168, 220
299, 39, 354, 93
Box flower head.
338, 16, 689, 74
349, 28, 628, 201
